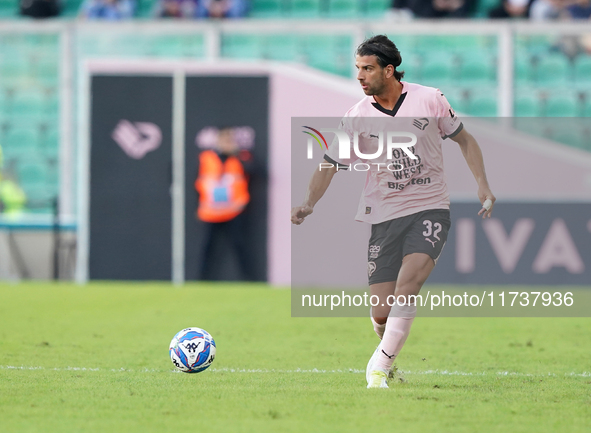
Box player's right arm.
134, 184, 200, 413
290, 164, 338, 225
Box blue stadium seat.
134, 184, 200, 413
0, 91, 10, 114
574, 55, 591, 86
474, 0, 500, 17
302, 35, 352, 77
440, 87, 469, 113
0, 59, 32, 78
22, 184, 55, 213
458, 53, 495, 84
399, 53, 422, 84
419, 54, 454, 88
545, 94, 579, 117
11, 91, 47, 116
221, 34, 265, 59
290, 0, 323, 17
534, 54, 571, 86
4, 129, 40, 157
327, 0, 359, 17
513, 96, 539, 117
364, 0, 390, 16
467, 93, 498, 117
136, 0, 156, 17
265, 35, 300, 61
18, 161, 48, 186
33, 59, 59, 81
149, 37, 185, 57
250, 0, 284, 16
514, 94, 539, 117
514, 56, 535, 84
63, 0, 86, 17
519, 36, 554, 58
0, 0, 17, 17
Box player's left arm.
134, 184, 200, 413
451, 127, 496, 218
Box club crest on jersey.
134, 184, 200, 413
412, 118, 429, 130
368, 261, 377, 277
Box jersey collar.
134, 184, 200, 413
371, 81, 407, 117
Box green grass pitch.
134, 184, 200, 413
1, 282, 590, 432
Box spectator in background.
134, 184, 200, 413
567, 0, 591, 18
195, 127, 255, 281
529, 0, 573, 20
20, 0, 61, 18
80, 0, 136, 19
488, 0, 533, 18
392, 0, 474, 18
154, 0, 198, 18
196, 0, 248, 18
0, 161, 27, 218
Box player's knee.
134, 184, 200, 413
396, 274, 428, 295
373, 316, 387, 325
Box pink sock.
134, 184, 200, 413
374, 303, 416, 372
371, 316, 386, 339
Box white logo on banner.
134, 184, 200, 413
112, 120, 162, 160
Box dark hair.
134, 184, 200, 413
356, 35, 404, 81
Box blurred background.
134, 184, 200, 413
0, 0, 590, 284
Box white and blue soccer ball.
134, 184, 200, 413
169, 327, 216, 373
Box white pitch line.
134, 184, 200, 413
1, 365, 590, 377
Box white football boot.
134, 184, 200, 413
366, 345, 404, 386
367, 370, 389, 389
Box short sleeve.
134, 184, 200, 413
323, 116, 358, 169
436, 90, 463, 140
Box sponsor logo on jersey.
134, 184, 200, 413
388, 177, 431, 190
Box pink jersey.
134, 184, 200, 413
324, 81, 462, 224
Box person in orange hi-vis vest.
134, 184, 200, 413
195, 127, 255, 281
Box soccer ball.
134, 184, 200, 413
169, 327, 216, 373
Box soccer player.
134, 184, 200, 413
291, 35, 496, 389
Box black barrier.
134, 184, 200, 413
89, 76, 173, 280
184, 76, 269, 282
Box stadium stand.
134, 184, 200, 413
365, 0, 391, 16
327, 0, 360, 17
290, 0, 323, 17
574, 55, 591, 86
0, 13, 590, 215
534, 54, 571, 87
545, 93, 580, 117
467, 91, 498, 117
514, 93, 539, 117
221, 34, 265, 59
250, 0, 284, 17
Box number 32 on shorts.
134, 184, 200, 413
423, 220, 442, 241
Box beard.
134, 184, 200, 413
362, 78, 386, 96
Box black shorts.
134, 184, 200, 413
367, 209, 451, 285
